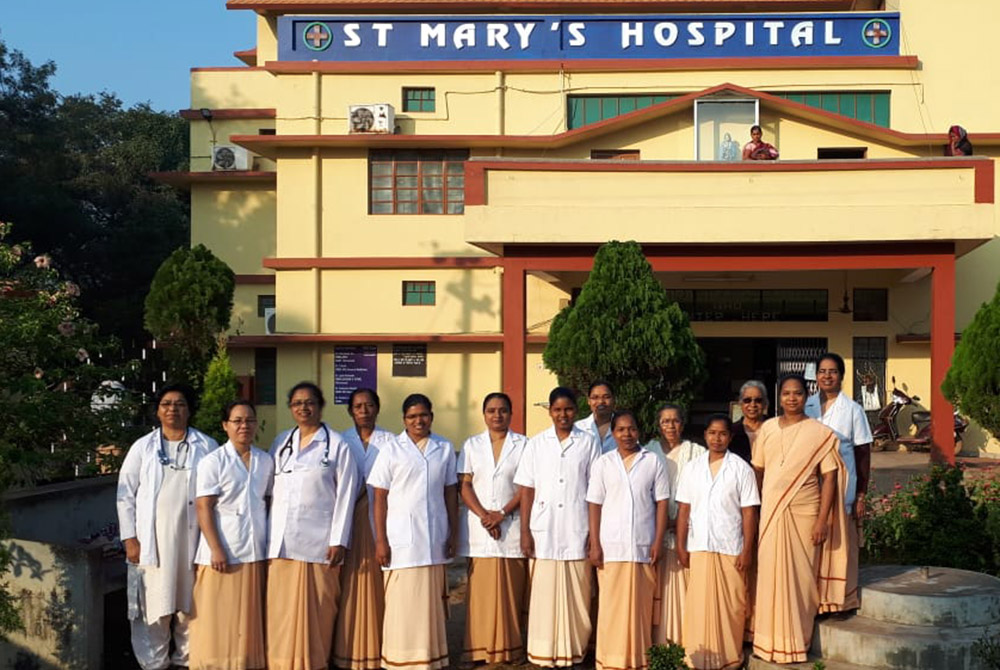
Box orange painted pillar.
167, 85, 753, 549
930, 255, 956, 465
502, 260, 527, 434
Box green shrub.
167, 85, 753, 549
647, 642, 690, 670
974, 627, 1000, 670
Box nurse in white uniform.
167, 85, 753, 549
575, 381, 618, 453
334, 387, 397, 670
458, 392, 529, 665
117, 384, 218, 670
267, 382, 359, 670
369, 393, 459, 670
189, 400, 274, 670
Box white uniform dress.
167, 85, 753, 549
514, 425, 601, 667
116, 427, 218, 670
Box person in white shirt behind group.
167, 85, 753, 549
515, 386, 601, 668
334, 387, 397, 670
804, 352, 872, 613
189, 400, 274, 670
575, 381, 618, 453
117, 384, 218, 670
587, 410, 670, 670
644, 403, 706, 647
458, 392, 529, 665
369, 393, 458, 670
267, 382, 359, 670
675, 414, 759, 670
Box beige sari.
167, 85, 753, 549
751, 417, 848, 664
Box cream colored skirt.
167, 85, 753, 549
266, 557, 341, 670
683, 553, 746, 670
652, 544, 688, 646
381, 565, 449, 670
189, 562, 266, 670
526, 559, 592, 668
464, 557, 529, 663
333, 495, 385, 670
595, 562, 656, 670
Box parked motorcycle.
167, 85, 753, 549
872, 377, 968, 451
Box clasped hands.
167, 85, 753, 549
479, 509, 506, 540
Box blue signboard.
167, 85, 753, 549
278, 13, 898, 62
333, 345, 378, 405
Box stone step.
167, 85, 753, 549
859, 565, 1000, 627
811, 613, 989, 669
747, 656, 870, 670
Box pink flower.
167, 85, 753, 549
894, 482, 903, 490
63, 282, 80, 297
75, 348, 89, 362
34, 254, 51, 269
33, 367, 44, 379
58, 321, 75, 337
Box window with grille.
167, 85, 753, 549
567, 94, 679, 129
254, 348, 277, 405
853, 336, 887, 416
403, 87, 436, 113
257, 294, 275, 317
369, 150, 468, 215
771, 91, 891, 127
402, 281, 436, 306
853, 288, 888, 322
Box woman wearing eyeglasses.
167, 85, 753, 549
116, 384, 219, 670
368, 393, 459, 670
189, 400, 274, 670
645, 404, 705, 648
333, 388, 396, 670
731, 380, 768, 464
266, 382, 359, 670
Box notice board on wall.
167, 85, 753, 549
392, 344, 427, 377
334, 345, 378, 404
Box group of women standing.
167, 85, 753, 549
118, 368, 854, 670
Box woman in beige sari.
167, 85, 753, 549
645, 404, 705, 646
751, 374, 849, 664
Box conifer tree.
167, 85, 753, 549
943, 279, 1000, 438
543, 240, 707, 434
194, 337, 240, 444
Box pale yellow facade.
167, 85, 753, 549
181, 0, 999, 453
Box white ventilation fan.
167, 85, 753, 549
264, 307, 277, 335
348, 104, 395, 134
212, 145, 251, 171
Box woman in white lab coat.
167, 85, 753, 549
587, 410, 670, 670
368, 393, 459, 670
266, 382, 359, 670
333, 387, 397, 670
189, 400, 274, 670
116, 384, 218, 670
514, 386, 602, 668
458, 392, 529, 665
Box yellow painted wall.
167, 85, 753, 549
232, 284, 274, 335
275, 271, 318, 333
525, 344, 559, 436
191, 69, 276, 111
190, 119, 275, 172
318, 268, 501, 334
527, 273, 571, 335
190, 184, 276, 274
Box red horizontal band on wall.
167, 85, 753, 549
229, 333, 503, 346
263, 55, 917, 75
464, 157, 995, 206
180, 108, 276, 120
262, 256, 502, 269
235, 274, 276, 285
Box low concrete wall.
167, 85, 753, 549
1, 476, 126, 670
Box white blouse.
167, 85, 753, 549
457, 430, 528, 559
194, 442, 274, 565
675, 451, 760, 556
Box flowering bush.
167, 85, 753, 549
864, 465, 999, 574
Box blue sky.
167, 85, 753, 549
0, 1, 256, 112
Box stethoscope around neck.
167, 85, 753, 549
277, 424, 331, 474
155, 427, 191, 470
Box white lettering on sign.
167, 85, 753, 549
762, 21, 784, 45
654, 22, 678, 46
453, 23, 476, 49
621, 22, 643, 48
344, 23, 362, 47
567, 22, 586, 46
421, 23, 446, 47
745, 21, 754, 46
513, 22, 536, 49
687, 22, 705, 46
372, 23, 394, 46
714, 21, 736, 45
791, 21, 813, 47
825, 20, 843, 45
487, 23, 510, 49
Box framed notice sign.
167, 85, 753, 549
392, 344, 427, 377
334, 345, 378, 404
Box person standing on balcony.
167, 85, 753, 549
805, 352, 872, 613
117, 384, 218, 670
742, 125, 779, 161
576, 381, 618, 453
946, 125, 974, 156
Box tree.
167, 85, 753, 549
194, 337, 240, 444
943, 279, 1000, 437
543, 241, 707, 434
144, 245, 235, 389
0, 38, 190, 350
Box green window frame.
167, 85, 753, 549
403, 281, 436, 306
567, 94, 679, 130
772, 91, 891, 127
403, 87, 436, 113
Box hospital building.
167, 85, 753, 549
158, 0, 1000, 460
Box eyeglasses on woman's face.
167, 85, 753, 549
290, 400, 317, 409
159, 401, 188, 409
741, 397, 764, 405
227, 418, 258, 426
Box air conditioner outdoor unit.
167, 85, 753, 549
264, 307, 277, 335
348, 104, 395, 134
212, 144, 251, 171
